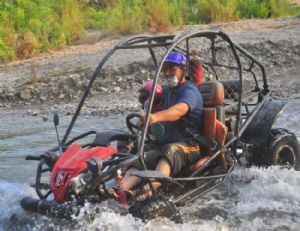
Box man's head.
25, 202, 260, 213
162, 51, 187, 88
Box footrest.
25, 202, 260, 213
131, 170, 183, 187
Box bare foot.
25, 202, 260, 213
134, 188, 153, 201
99, 188, 119, 199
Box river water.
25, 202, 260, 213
0, 109, 300, 231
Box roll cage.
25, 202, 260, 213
61, 31, 269, 162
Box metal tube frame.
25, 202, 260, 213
57, 30, 268, 200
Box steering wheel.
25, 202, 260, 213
126, 113, 165, 142
126, 112, 142, 134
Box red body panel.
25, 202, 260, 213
50, 143, 117, 203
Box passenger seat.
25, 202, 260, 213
190, 81, 228, 173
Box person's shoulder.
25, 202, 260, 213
184, 81, 200, 93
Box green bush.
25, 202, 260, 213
267, 0, 290, 17
190, 0, 237, 23
106, 0, 145, 34
0, 0, 84, 62
288, 5, 300, 16
168, 0, 188, 26
0, 0, 299, 63
145, 0, 171, 31
0, 27, 16, 62
83, 7, 108, 30
60, 0, 84, 42
235, 0, 269, 18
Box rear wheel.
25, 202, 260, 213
268, 130, 300, 170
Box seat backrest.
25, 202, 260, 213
198, 81, 224, 108
190, 81, 228, 172
199, 81, 225, 155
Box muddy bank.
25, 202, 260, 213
0, 16, 299, 115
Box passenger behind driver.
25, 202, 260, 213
138, 80, 163, 112
117, 81, 163, 153
190, 51, 204, 86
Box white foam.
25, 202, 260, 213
226, 166, 300, 230
0, 181, 36, 221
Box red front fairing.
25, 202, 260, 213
50, 143, 117, 203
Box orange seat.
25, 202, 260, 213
190, 81, 228, 172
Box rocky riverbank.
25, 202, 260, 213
0, 16, 299, 116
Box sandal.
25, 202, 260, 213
99, 187, 135, 201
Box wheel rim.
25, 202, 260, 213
275, 145, 296, 167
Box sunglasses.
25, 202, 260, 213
161, 66, 180, 74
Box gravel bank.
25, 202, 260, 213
0, 16, 299, 116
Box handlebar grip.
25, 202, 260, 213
25, 155, 41, 161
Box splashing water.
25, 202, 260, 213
0, 109, 299, 230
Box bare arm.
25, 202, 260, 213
148, 103, 189, 126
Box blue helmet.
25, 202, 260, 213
165, 51, 186, 66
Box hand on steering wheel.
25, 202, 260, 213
126, 112, 164, 141
126, 112, 143, 134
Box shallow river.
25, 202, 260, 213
0, 109, 299, 231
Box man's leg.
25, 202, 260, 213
99, 167, 140, 198
135, 142, 200, 201
135, 157, 171, 201
121, 167, 142, 191
121, 148, 162, 191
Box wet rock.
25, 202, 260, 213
31, 111, 38, 116
6, 86, 16, 94
40, 96, 47, 101
59, 94, 65, 99
20, 89, 32, 100
58, 77, 77, 92
129, 62, 140, 73
42, 116, 48, 122
99, 87, 108, 92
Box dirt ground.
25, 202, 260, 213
0, 16, 299, 115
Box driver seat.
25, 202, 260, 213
190, 81, 228, 172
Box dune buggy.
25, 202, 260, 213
21, 31, 300, 220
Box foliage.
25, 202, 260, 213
189, 0, 237, 23
145, 0, 171, 31
0, 26, 16, 62
0, 0, 299, 62
267, 0, 290, 17
0, 0, 84, 62
235, 0, 269, 18
105, 0, 145, 34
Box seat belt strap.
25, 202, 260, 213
193, 134, 220, 152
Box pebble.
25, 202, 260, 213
31, 111, 38, 116
42, 116, 48, 122
113, 87, 121, 92
100, 87, 108, 92
59, 94, 65, 99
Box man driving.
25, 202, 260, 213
121, 51, 204, 200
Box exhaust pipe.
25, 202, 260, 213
21, 197, 80, 219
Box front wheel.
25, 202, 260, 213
129, 195, 181, 221
268, 130, 300, 170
